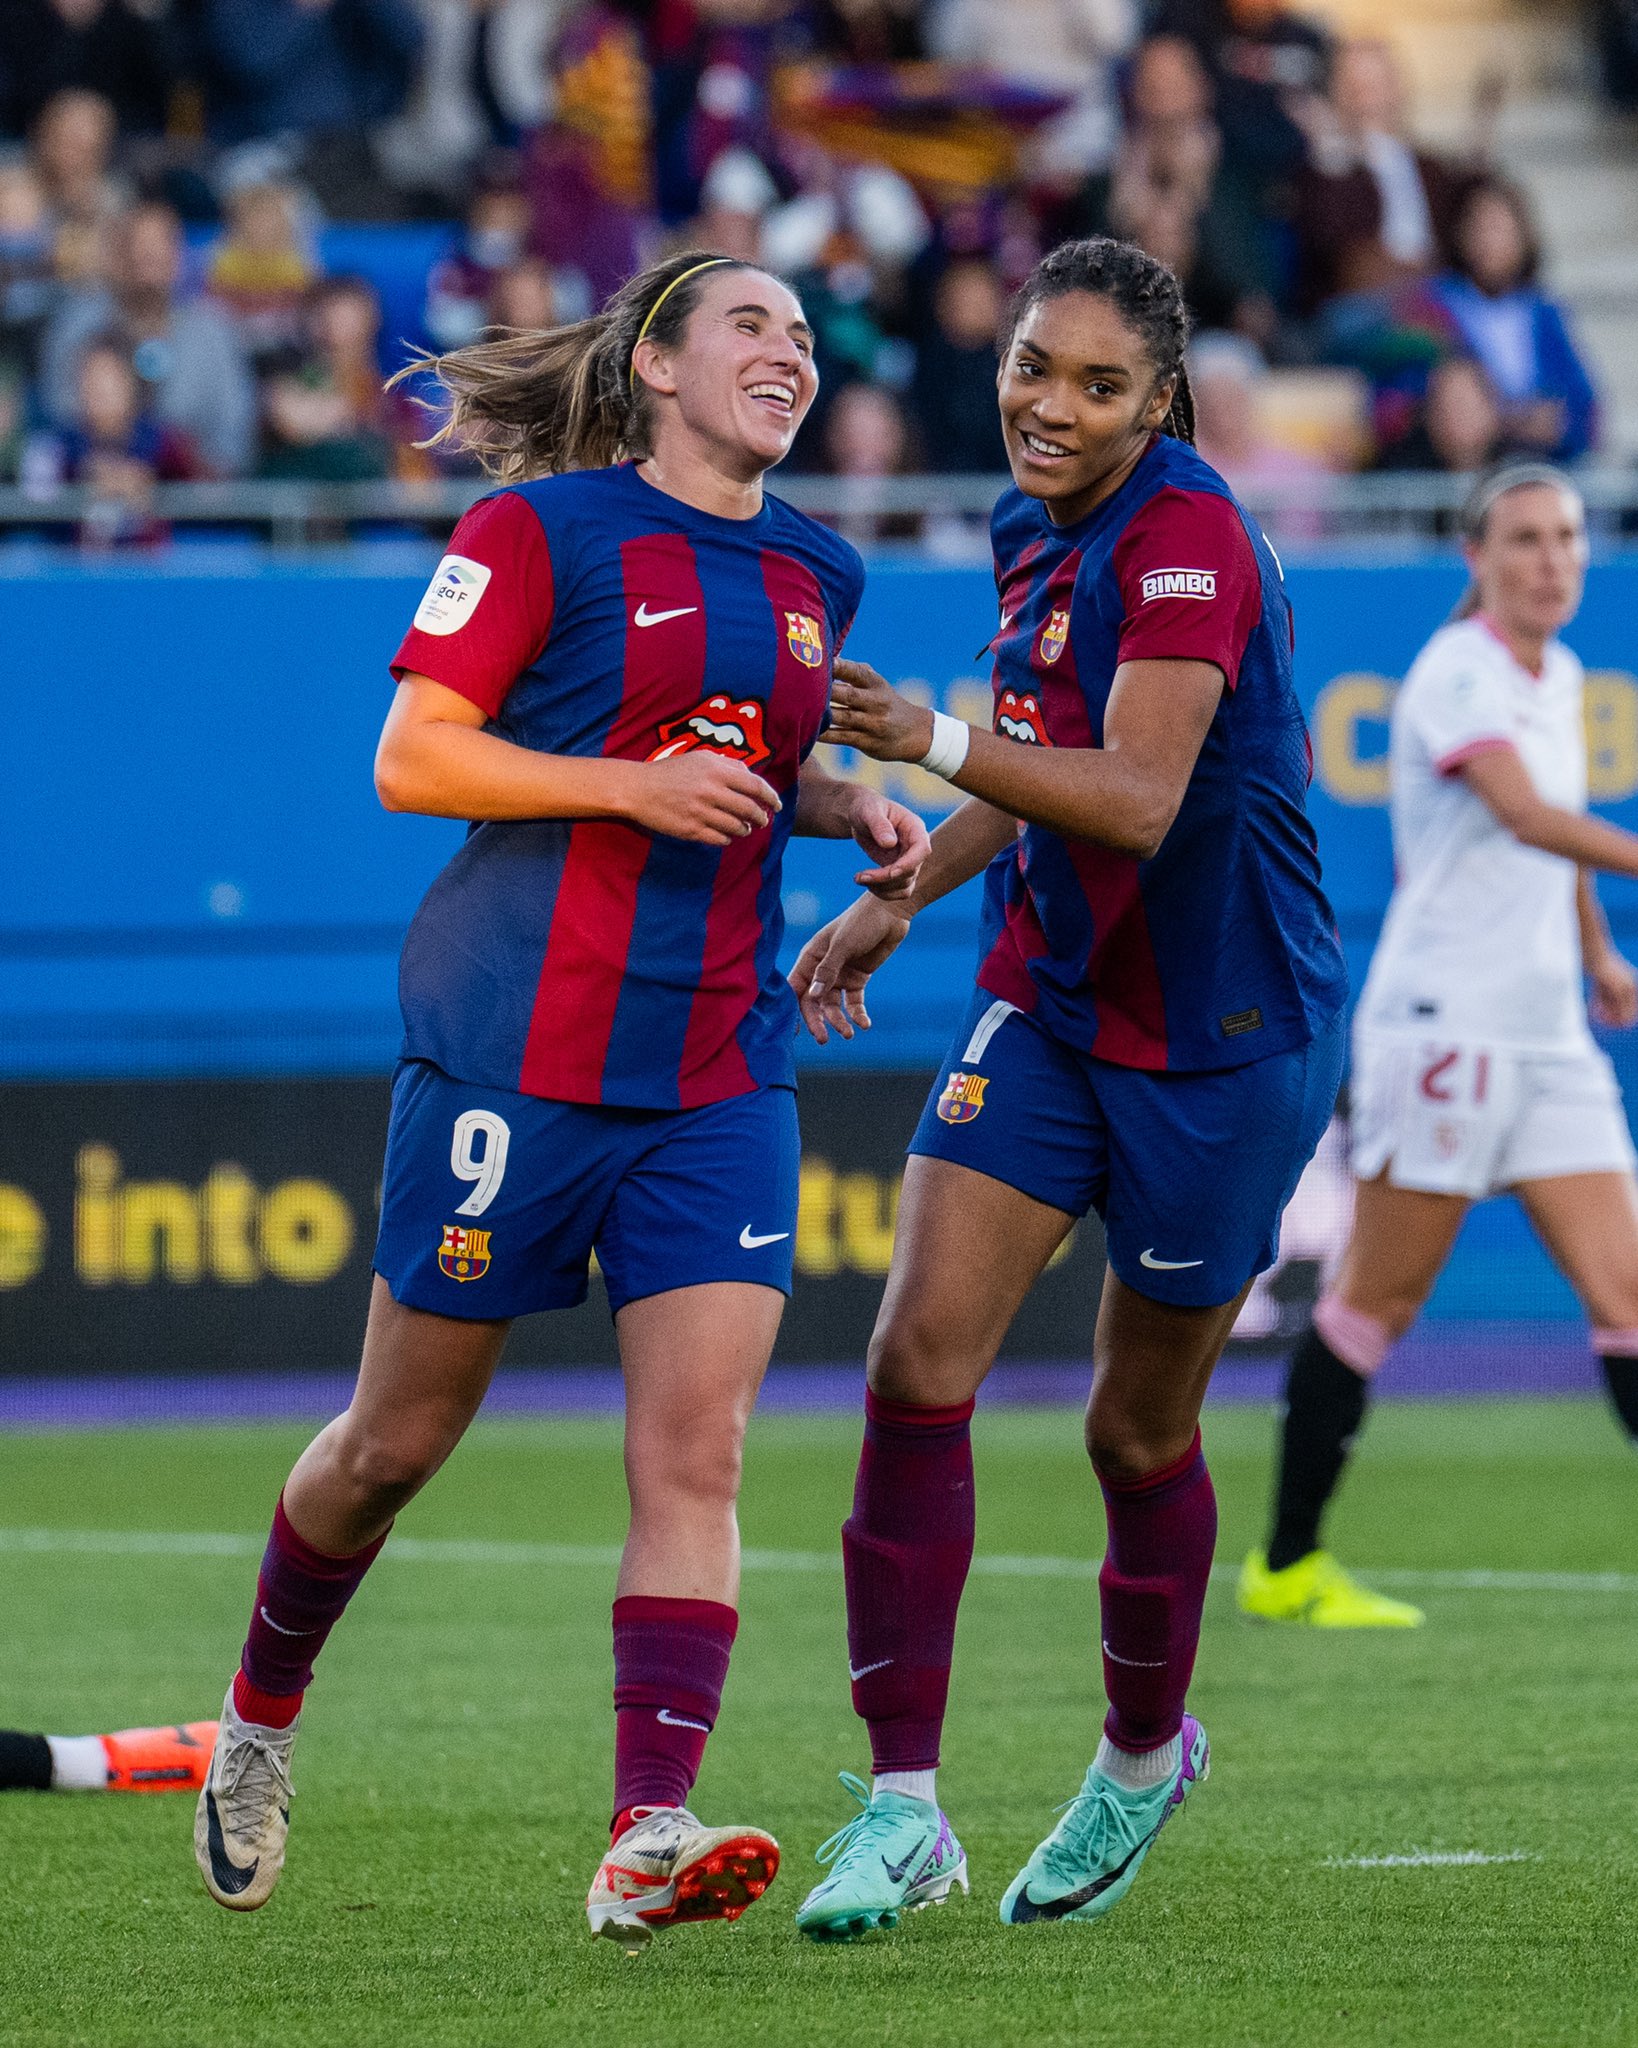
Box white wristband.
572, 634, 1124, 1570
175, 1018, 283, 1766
918, 710, 970, 781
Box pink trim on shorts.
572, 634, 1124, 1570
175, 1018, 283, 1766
1314, 1293, 1394, 1378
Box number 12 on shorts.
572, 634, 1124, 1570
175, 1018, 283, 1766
1419, 1047, 1491, 1106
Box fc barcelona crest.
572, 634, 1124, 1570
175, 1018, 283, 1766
785, 611, 825, 668
438, 1223, 492, 1281
1038, 608, 1069, 665
936, 1071, 988, 1125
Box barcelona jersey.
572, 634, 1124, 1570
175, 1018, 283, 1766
978, 434, 1348, 1073
390, 462, 865, 1109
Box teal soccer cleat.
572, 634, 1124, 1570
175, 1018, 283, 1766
1000, 1715, 1209, 1926
796, 1772, 969, 1941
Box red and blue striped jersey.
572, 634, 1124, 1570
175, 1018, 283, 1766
978, 433, 1347, 1072
390, 462, 865, 1109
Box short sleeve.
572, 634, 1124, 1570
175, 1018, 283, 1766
391, 491, 555, 718
831, 542, 868, 656
1110, 487, 1263, 689
1401, 652, 1517, 776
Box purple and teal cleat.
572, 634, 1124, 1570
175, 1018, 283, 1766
796, 1772, 969, 1941
1000, 1715, 1209, 1925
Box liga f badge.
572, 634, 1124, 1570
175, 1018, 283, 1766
438, 1223, 492, 1281
936, 1071, 988, 1124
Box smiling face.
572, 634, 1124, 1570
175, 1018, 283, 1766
633, 266, 818, 478
1466, 482, 1587, 644
998, 291, 1177, 525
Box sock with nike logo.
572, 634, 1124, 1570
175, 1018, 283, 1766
234, 1496, 391, 1728
1097, 1431, 1216, 1754
610, 1595, 737, 1836
842, 1389, 976, 1773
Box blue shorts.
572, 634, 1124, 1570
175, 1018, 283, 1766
374, 1060, 800, 1320
909, 993, 1345, 1309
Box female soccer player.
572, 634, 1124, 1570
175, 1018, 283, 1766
192, 251, 928, 1947
1240, 465, 1638, 1628
785, 237, 1348, 1938
0, 1719, 215, 1792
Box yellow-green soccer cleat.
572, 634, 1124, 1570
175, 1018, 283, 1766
1238, 1548, 1424, 1627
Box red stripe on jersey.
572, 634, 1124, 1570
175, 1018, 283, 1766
675, 551, 828, 1107
977, 857, 1049, 1013
519, 534, 707, 1100
1065, 841, 1169, 1068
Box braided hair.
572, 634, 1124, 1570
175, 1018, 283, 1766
1007, 237, 1195, 445
391, 250, 760, 482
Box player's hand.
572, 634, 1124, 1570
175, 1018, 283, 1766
1589, 948, 1638, 1028
630, 752, 781, 845
845, 790, 930, 900
788, 894, 913, 1044
822, 658, 936, 764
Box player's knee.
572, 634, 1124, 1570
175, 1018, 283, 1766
334, 1423, 446, 1513
1083, 1408, 1190, 1487
867, 1307, 974, 1405
632, 1412, 745, 1511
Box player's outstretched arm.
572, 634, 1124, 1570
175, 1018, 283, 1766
376, 675, 781, 847
1461, 746, 1638, 887
792, 756, 930, 898
824, 656, 1222, 857
789, 797, 1016, 1043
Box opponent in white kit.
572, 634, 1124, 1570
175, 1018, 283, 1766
1242, 463, 1638, 1627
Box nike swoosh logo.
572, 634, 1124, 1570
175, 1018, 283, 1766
739, 1226, 790, 1249
634, 602, 698, 627
882, 1834, 930, 1885
203, 1787, 260, 1897
1139, 1249, 1204, 1271
258, 1606, 314, 1637
655, 1709, 710, 1730
848, 1657, 892, 1681
1101, 1639, 1169, 1669
1007, 1835, 1152, 1922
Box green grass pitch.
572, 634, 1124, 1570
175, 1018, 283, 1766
2, 1397, 1636, 2047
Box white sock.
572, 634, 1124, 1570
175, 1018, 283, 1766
47, 1735, 110, 1791
1093, 1734, 1179, 1793
873, 1768, 937, 1805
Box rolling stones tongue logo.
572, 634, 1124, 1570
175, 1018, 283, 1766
994, 689, 1050, 746
647, 693, 772, 768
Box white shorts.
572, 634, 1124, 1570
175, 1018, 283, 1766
1350, 1028, 1637, 1199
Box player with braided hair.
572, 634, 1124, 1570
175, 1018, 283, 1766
788, 237, 1347, 1937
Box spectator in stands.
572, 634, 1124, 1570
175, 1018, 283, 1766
485, 256, 556, 334
375, 0, 552, 207
30, 89, 125, 283
198, 0, 424, 215
909, 256, 1007, 473
1188, 329, 1333, 536
41, 331, 201, 545
926, 0, 1137, 184
206, 180, 320, 367
1377, 354, 1515, 476
821, 378, 921, 543
524, 1, 648, 305
422, 173, 533, 352
0, 0, 178, 140
1293, 38, 1471, 314
811, 0, 927, 61
1058, 35, 1276, 345
1427, 178, 1598, 461
0, 160, 58, 376
41, 198, 257, 476
1151, 0, 1330, 210
262, 271, 430, 479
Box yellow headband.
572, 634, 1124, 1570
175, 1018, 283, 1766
628, 259, 735, 392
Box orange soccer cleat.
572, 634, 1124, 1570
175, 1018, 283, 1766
100, 1721, 219, 1793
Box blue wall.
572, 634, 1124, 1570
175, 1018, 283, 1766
9, 549, 1638, 1323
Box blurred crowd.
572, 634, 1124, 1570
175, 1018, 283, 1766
0, 0, 1606, 545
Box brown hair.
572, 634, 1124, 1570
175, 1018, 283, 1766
390, 250, 759, 482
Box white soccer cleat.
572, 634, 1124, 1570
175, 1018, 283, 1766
193, 1686, 298, 1912
586, 1804, 780, 1953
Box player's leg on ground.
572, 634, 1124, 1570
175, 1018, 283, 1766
584, 1281, 784, 1948
998, 1275, 1231, 1925
196, 1281, 509, 1910
1243, 1173, 1467, 1627
0, 1722, 219, 1792
798, 1158, 1071, 1939
1515, 1169, 1638, 1444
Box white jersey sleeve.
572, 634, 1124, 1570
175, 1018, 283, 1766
1396, 642, 1516, 775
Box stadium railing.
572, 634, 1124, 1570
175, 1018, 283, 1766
3, 470, 1637, 549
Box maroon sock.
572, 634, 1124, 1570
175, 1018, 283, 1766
841, 1388, 976, 1773
233, 1496, 390, 1727
1097, 1431, 1217, 1753
610, 1594, 737, 1837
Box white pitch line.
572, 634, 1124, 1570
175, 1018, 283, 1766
1, 1527, 1637, 1593
1324, 1851, 1536, 1869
